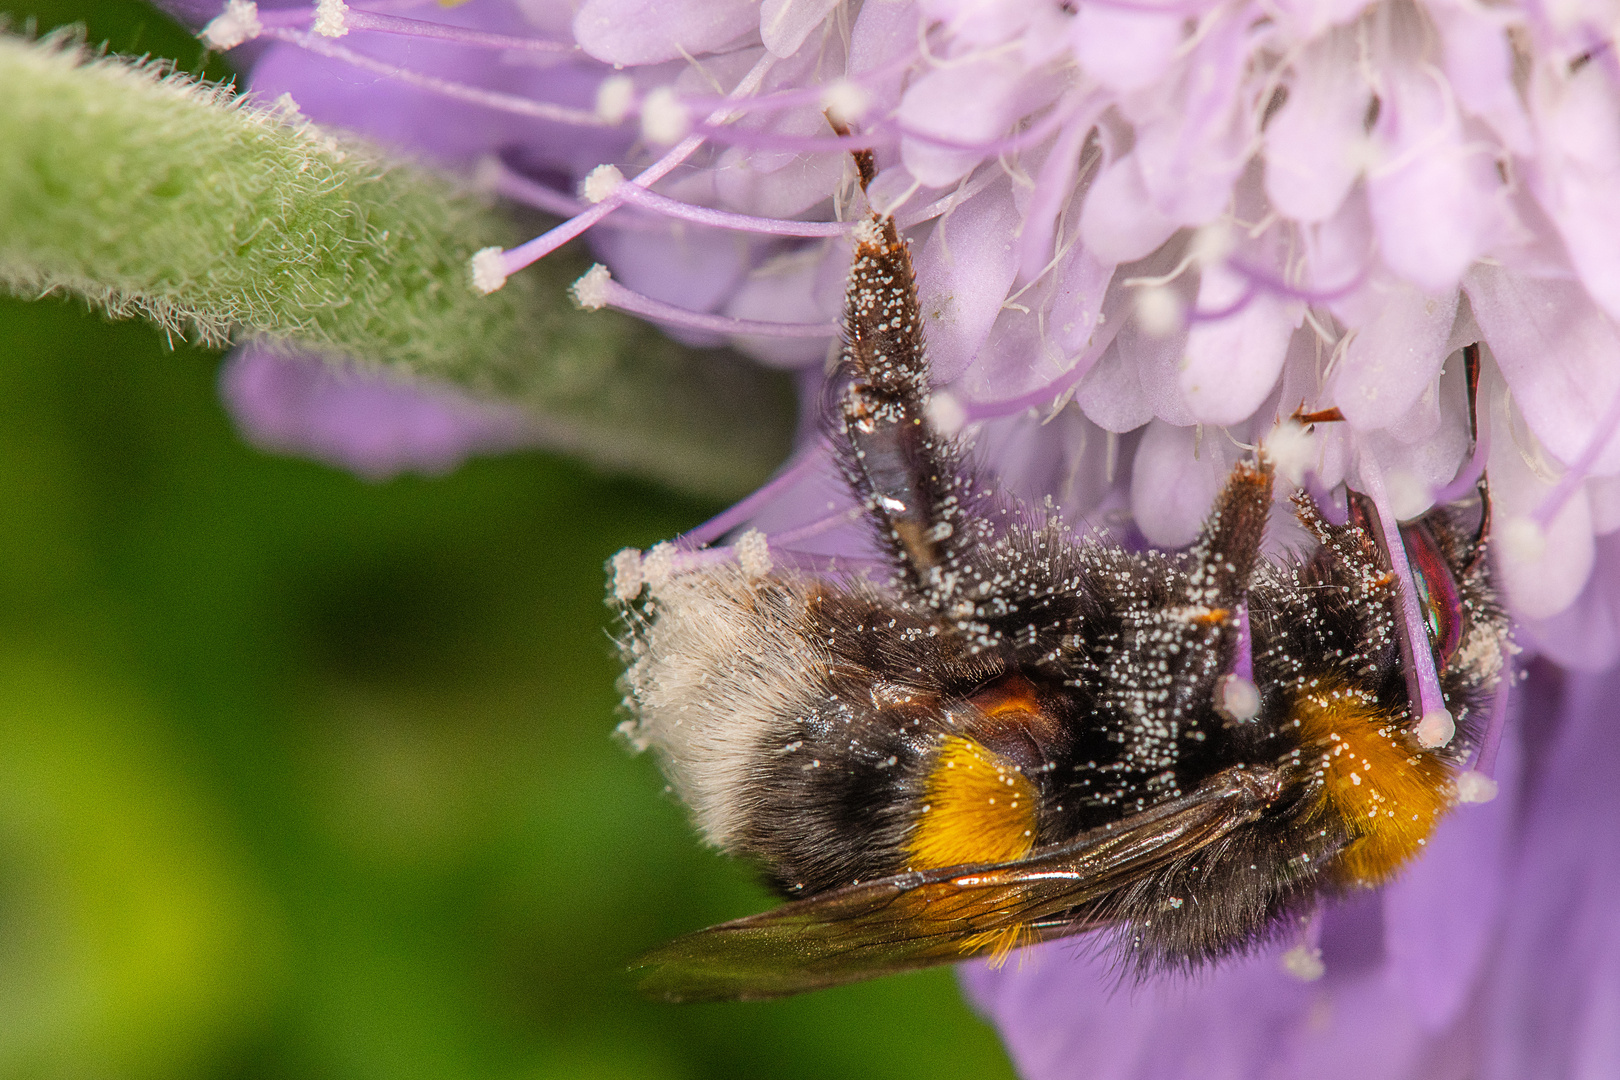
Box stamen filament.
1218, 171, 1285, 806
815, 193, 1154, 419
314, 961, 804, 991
573, 266, 837, 338
680, 445, 830, 547
1358, 451, 1454, 748
606, 176, 850, 237
261, 27, 606, 126
494, 51, 778, 281
256, 4, 577, 50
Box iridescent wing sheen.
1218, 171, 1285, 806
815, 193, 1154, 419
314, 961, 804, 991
631, 765, 1282, 1001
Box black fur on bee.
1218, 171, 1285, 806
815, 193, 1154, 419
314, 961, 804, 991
612, 192, 1511, 1003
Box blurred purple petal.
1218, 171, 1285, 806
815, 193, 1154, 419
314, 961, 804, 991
221, 346, 537, 480
573, 0, 758, 65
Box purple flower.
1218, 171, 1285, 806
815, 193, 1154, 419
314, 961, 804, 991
199, 0, 1620, 1073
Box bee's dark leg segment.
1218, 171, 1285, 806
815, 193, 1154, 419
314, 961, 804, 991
1185, 459, 1275, 604
836, 213, 976, 610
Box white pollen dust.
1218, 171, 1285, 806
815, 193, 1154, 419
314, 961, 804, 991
582, 164, 624, 204
925, 391, 967, 437
1453, 770, 1500, 804
611, 547, 645, 603
470, 247, 508, 295
312, 0, 349, 37
570, 264, 612, 310
1415, 707, 1455, 749
201, 0, 262, 49
641, 542, 676, 591
640, 87, 690, 145
1213, 674, 1260, 722
820, 78, 871, 123
1135, 285, 1184, 338
1281, 944, 1325, 982
595, 75, 636, 124
1500, 516, 1547, 564
735, 529, 773, 580
1265, 420, 1315, 489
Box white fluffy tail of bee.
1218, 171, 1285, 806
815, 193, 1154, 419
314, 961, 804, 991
615, 564, 820, 852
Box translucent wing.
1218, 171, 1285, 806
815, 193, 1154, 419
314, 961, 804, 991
632, 765, 1283, 1001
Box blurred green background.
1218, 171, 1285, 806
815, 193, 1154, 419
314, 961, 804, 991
0, 3, 1018, 1076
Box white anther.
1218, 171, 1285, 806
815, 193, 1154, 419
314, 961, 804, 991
641, 542, 675, 591
1453, 770, 1500, 804
1135, 285, 1183, 338
1415, 707, 1455, 749
1500, 516, 1547, 564
925, 391, 966, 437
313, 0, 349, 37
821, 78, 870, 124
1281, 944, 1325, 982
582, 164, 625, 205
1189, 222, 1235, 266
201, 0, 262, 49
1385, 467, 1433, 521
640, 87, 690, 145
570, 264, 612, 310
595, 75, 636, 124
610, 548, 645, 602
1214, 674, 1260, 723
735, 529, 772, 580
1265, 419, 1315, 489
470, 247, 508, 295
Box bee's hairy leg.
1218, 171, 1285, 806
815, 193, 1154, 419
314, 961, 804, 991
1186, 458, 1276, 605
836, 212, 979, 610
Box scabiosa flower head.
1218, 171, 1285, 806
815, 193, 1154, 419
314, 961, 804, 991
197, 0, 1620, 1073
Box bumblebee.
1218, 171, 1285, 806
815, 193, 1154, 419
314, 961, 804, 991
612, 158, 1511, 1003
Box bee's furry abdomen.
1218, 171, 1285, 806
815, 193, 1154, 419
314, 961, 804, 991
617, 567, 826, 853
618, 569, 981, 894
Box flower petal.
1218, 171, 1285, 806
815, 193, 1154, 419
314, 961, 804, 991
1180, 264, 1299, 426
1466, 265, 1620, 476
1365, 63, 1500, 294
913, 181, 1022, 383
1263, 28, 1370, 224
1328, 283, 1457, 431
1130, 419, 1233, 548
573, 0, 759, 65
759, 0, 840, 57
220, 347, 536, 480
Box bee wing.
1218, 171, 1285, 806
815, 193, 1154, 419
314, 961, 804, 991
632, 765, 1282, 1001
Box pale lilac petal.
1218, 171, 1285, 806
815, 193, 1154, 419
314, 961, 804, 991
1129, 14, 1252, 226
897, 56, 1042, 188
1076, 339, 1154, 433
1519, 531, 1620, 671
1180, 264, 1299, 425
1381, 719, 1520, 1030
1328, 283, 1457, 431
1429, 2, 1533, 154
1529, 63, 1620, 323
913, 182, 1022, 383
1268, 0, 1374, 38
1130, 419, 1234, 547
963, 945, 1312, 1080
1366, 63, 1501, 294
1480, 664, 1620, 1080
1080, 151, 1180, 265
847, 0, 921, 100
1263, 28, 1370, 223
723, 242, 849, 368
221, 347, 536, 479
917, 0, 1031, 47
1466, 265, 1620, 476
759, 0, 840, 58
573, 0, 758, 65
1486, 380, 1596, 620
1070, 3, 1184, 94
